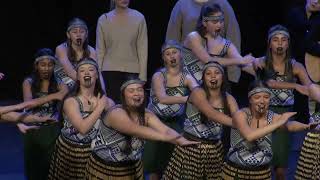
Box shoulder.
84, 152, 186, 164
97, 12, 110, 22
130, 9, 145, 19
64, 97, 78, 107
152, 70, 164, 79
187, 31, 201, 40
226, 92, 236, 103
233, 109, 248, 121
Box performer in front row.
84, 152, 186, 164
85, 77, 198, 180
48, 58, 114, 180
221, 81, 317, 180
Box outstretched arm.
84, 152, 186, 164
233, 111, 296, 142
189, 87, 233, 127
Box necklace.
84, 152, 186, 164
81, 95, 93, 111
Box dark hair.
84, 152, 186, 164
196, 3, 223, 38
264, 24, 294, 82
120, 75, 146, 154
66, 57, 105, 99
66, 18, 91, 63
248, 80, 268, 93
29, 48, 58, 97
201, 62, 230, 116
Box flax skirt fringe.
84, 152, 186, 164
295, 132, 320, 180
84, 153, 144, 180
162, 141, 224, 180
48, 135, 91, 180
221, 162, 271, 180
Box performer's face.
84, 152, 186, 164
307, 0, 320, 12
36, 59, 54, 80
115, 0, 130, 9
77, 64, 98, 88
249, 92, 270, 114
203, 66, 223, 90
163, 48, 181, 68
269, 33, 289, 56
67, 27, 87, 47
204, 11, 224, 38
124, 83, 145, 108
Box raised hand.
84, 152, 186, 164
306, 121, 320, 130
176, 136, 200, 146
279, 112, 297, 124
241, 54, 255, 65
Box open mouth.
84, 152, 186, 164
170, 59, 177, 64
210, 79, 218, 86
76, 38, 82, 46
84, 76, 91, 81
132, 97, 142, 103
257, 104, 265, 113
276, 47, 283, 52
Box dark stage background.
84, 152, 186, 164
0, 0, 303, 101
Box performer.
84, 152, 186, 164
221, 81, 316, 180
162, 61, 238, 179
253, 24, 312, 180
295, 83, 320, 180
85, 77, 198, 180
54, 17, 103, 89
143, 40, 198, 180
16, 48, 68, 180
181, 3, 255, 85
48, 58, 114, 179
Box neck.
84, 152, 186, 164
250, 107, 266, 119
79, 86, 95, 98
208, 88, 222, 99
40, 79, 50, 91
166, 66, 181, 75
272, 53, 286, 64
115, 6, 129, 14
71, 43, 83, 52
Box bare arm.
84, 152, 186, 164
63, 95, 106, 135
22, 83, 69, 110
233, 111, 295, 142
1, 112, 51, 123
185, 74, 199, 90
309, 83, 320, 102
106, 108, 175, 142
152, 72, 187, 104
189, 87, 233, 127
226, 93, 239, 115
185, 33, 253, 66
55, 45, 77, 81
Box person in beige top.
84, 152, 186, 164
96, 0, 148, 103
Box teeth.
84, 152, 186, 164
84, 76, 91, 80
210, 80, 217, 85
76, 39, 82, 45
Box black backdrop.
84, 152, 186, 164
0, 0, 303, 100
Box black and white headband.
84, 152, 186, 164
203, 15, 224, 22
120, 79, 145, 91
248, 87, 271, 98
268, 30, 290, 41
34, 55, 56, 64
